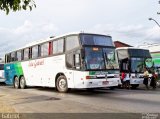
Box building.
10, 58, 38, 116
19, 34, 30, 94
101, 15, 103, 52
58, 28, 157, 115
114, 41, 132, 48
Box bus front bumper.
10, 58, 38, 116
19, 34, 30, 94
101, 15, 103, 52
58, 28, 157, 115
74, 78, 119, 89
130, 78, 144, 84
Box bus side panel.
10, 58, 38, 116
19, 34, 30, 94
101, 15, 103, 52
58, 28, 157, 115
20, 55, 68, 87
4, 63, 24, 85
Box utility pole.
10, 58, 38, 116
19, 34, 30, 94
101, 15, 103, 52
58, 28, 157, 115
158, 0, 160, 14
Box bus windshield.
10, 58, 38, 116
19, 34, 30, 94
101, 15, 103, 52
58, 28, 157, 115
85, 47, 105, 70
84, 47, 119, 70
80, 34, 114, 46
131, 58, 144, 73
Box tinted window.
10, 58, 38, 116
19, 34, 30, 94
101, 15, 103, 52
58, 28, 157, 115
128, 49, 151, 58
41, 43, 49, 57
66, 36, 79, 51
11, 52, 16, 62
5, 54, 11, 63
81, 34, 113, 46
32, 46, 39, 59
0, 64, 4, 70
17, 51, 21, 61
53, 39, 64, 54
24, 48, 29, 60
66, 53, 73, 68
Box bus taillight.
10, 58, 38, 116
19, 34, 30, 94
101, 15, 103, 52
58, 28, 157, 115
86, 76, 91, 79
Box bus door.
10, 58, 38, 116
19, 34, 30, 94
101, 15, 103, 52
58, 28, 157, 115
120, 58, 129, 73
65, 52, 75, 88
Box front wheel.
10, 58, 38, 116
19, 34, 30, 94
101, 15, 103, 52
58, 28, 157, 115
20, 76, 26, 89
56, 75, 68, 93
14, 76, 19, 89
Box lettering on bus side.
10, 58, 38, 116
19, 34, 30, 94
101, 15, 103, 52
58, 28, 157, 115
28, 59, 44, 68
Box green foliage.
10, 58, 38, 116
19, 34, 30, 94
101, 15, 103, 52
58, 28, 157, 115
0, 0, 36, 14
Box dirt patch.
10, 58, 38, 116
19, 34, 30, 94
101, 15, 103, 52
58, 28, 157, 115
0, 102, 16, 113
0, 95, 16, 113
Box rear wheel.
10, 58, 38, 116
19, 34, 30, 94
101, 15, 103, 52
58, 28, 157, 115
56, 75, 68, 93
20, 76, 26, 89
14, 76, 19, 89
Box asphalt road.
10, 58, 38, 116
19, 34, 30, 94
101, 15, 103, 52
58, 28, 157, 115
0, 84, 160, 119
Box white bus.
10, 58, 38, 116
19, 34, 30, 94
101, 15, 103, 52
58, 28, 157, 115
0, 63, 5, 83
116, 47, 153, 88
4, 32, 119, 92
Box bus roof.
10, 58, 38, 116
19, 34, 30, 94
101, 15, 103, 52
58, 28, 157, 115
116, 47, 149, 51
6, 32, 111, 54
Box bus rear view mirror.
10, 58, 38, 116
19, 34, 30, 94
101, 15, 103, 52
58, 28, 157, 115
74, 54, 81, 69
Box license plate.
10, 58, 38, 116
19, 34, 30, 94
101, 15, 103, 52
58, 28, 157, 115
103, 81, 109, 85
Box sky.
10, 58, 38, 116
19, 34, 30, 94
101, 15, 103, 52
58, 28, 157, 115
0, 0, 160, 57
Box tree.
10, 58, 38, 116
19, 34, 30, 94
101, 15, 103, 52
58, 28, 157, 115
0, 0, 36, 15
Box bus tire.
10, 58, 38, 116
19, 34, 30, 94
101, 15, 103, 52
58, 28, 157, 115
20, 76, 26, 89
14, 76, 19, 89
56, 75, 68, 93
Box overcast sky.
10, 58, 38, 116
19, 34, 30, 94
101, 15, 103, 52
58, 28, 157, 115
0, 0, 160, 57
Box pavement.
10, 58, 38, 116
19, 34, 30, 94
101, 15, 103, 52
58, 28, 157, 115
0, 84, 160, 119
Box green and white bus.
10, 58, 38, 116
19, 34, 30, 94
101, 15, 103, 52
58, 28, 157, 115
4, 32, 120, 92
116, 47, 153, 88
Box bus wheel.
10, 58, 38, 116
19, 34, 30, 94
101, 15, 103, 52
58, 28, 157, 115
56, 75, 68, 93
20, 76, 26, 89
14, 76, 19, 89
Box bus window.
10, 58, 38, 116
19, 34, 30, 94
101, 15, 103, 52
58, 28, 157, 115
21, 50, 24, 60
53, 39, 64, 54
66, 52, 73, 68
38, 45, 41, 57
41, 42, 49, 57
0, 64, 4, 70
17, 51, 22, 61
32, 45, 39, 59
5, 54, 11, 63
11, 52, 16, 62
66, 36, 79, 51
24, 48, 29, 60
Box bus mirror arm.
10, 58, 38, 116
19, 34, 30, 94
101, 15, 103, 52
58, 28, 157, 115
81, 49, 85, 59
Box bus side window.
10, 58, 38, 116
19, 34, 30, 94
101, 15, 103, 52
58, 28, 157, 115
66, 52, 74, 69
29, 47, 32, 59
41, 42, 49, 57
21, 50, 24, 61
66, 36, 79, 52
0, 64, 4, 70
24, 48, 29, 60
53, 39, 64, 54
32, 45, 39, 59
17, 51, 22, 61
38, 45, 41, 57
5, 54, 10, 63
11, 52, 16, 62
